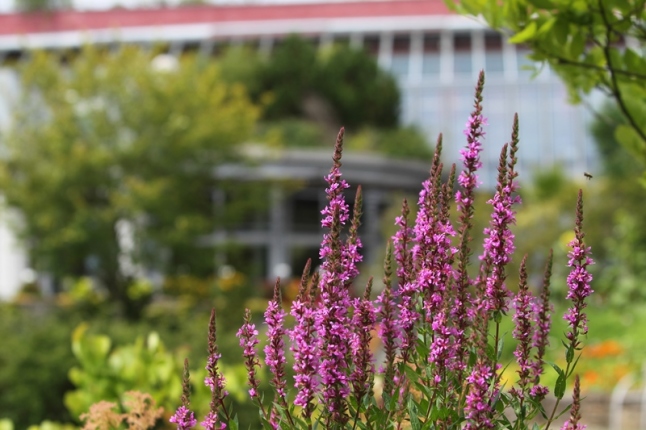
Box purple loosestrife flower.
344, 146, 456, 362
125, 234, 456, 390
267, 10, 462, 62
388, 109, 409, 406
410, 140, 456, 380
316, 128, 354, 424
393, 199, 413, 287
393, 200, 419, 361
464, 361, 495, 430
455, 72, 486, 212
530, 250, 553, 400
264, 279, 289, 401
511, 256, 534, 403
428, 167, 459, 382
564, 190, 594, 347
290, 262, 319, 420
453, 74, 485, 376
170, 406, 197, 430
237, 309, 262, 402
201, 412, 226, 430
203, 309, 228, 430
342, 186, 363, 285
561, 375, 586, 430
480, 118, 521, 315
169, 359, 197, 430
376, 242, 398, 398
350, 278, 376, 402
480, 144, 515, 315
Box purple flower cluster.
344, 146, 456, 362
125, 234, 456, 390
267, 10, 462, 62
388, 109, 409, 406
315, 128, 356, 423
510, 256, 533, 402
168, 71, 593, 430
203, 310, 228, 430
170, 359, 197, 430
169, 406, 197, 430
289, 282, 319, 416
393, 201, 419, 360
237, 309, 262, 400
564, 191, 595, 346
464, 362, 495, 429
200, 412, 226, 430
350, 280, 376, 400
264, 280, 288, 401
455, 73, 486, 212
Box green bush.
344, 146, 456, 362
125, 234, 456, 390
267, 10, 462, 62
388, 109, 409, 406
0, 305, 76, 427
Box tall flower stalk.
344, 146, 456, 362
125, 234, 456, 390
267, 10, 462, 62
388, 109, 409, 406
169, 359, 197, 430
202, 310, 229, 430
546, 190, 595, 428
316, 128, 355, 426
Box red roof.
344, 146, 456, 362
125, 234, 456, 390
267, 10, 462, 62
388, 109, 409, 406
0, 1, 452, 36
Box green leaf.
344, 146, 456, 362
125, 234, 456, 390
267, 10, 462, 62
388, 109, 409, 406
568, 30, 585, 59
554, 372, 567, 399
537, 17, 557, 37
229, 415, 239, 430
616, 124, 646, 163
408, 398, 421, 430
623, 48, 646, 74
509, 21, 538, 44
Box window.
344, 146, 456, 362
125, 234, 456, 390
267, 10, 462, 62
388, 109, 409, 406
390, 34, 410, 79
454, 33, 472, 75
422, 33, 441, 76
484, 33, 504, 74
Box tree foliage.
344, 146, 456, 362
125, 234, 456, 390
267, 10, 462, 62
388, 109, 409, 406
219, 35, 400, 130
217, 36, 430, 159
446, 0, 646, 181
0, 46, 259, 313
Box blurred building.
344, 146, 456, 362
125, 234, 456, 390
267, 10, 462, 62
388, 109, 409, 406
0, 0, 601, 185
211, 149, 430, 280
0, 0, 602, 296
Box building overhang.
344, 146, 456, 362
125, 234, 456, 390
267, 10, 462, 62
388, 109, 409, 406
214, 148, 433, 192
0, 1, 485, 51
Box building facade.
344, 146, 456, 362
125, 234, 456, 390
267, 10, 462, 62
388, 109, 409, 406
0, 0, 602, 186
0, 1, 603, 296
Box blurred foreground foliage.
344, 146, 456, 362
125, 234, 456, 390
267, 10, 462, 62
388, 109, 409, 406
0, 267, 266, 428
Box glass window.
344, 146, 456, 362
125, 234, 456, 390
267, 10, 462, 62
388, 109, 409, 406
390, 35, 410, 79
422, 53, 440, 76
484, 32, 504, 75
454, 33, 472, 75
391, 54, 410, 79
422, 34, 441, 76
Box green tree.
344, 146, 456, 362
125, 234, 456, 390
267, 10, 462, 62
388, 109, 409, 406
446, 0, 646, 181
217, 37, 429, 159
0, 46, 259, 315
219, 35, 400, 129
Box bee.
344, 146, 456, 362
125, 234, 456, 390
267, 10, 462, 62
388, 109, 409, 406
584, 172, 593, 180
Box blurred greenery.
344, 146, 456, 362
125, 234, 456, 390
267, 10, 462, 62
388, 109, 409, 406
0, 46, 260, 316
218, 35, 432, 160
219, 35, 400, 129
0, 266, 267, 428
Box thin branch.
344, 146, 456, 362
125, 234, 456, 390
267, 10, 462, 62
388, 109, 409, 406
598, 0, 646, 144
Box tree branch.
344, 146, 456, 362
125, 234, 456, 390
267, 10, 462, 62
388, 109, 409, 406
598, 0, 646, 145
